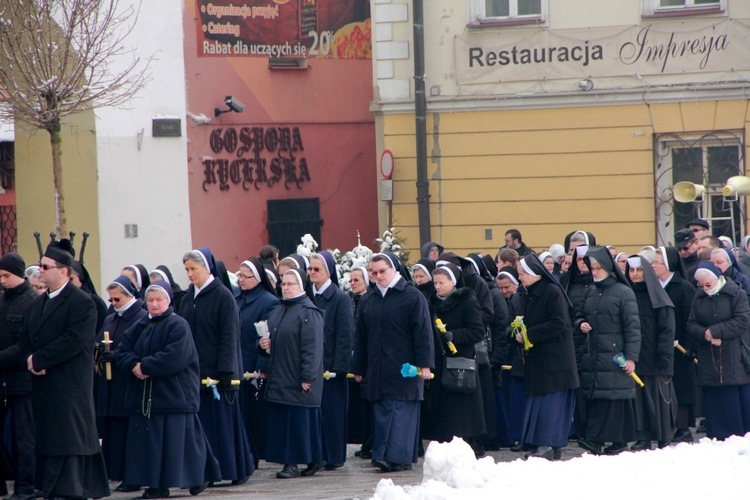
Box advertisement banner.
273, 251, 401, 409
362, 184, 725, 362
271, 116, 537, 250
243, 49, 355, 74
196, 0, 371, 59
455, 18, 750, 85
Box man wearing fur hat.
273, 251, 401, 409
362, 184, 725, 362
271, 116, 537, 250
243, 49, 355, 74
0, 253, 39, 500
18, 240, 110, 499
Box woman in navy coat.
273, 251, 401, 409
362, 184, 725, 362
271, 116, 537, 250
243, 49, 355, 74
236, 257, 279, 464
309, 251, 354, 471
116, 281, 220, 498
95, 276, 148, 491
259, 269, 325, 479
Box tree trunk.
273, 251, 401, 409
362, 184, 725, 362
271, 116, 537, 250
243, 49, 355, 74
48, 120, 68, 238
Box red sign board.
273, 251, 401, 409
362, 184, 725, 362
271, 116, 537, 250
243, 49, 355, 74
196, 0, 372, 59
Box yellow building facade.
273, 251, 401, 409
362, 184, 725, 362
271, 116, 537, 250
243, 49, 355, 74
372, 0, 750, 258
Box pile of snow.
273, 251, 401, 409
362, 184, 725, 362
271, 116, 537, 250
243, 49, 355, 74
374, 435, 750, 499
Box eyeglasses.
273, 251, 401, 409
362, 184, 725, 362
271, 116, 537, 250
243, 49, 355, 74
308, 267, 323, 273
280, 282, 298, 287
372, 268, 390, 275
38, 263, 63, 271
108, 297, 121, 304
692, 228, 702, 233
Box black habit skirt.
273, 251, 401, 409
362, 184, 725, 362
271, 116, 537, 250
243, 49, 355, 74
321, 378, 349, 465
702, 383, 750, 440
372, 400, 420, 466
346, 378, 370, 445
521, 389, 576, 448
240, 379, 269, 461
265, 403, 323, 465
123, 413, 221, 489
100, 416, 128, 481
506, 376, 527, 443
634, 375, 677, 442
585, 398, 637, 443
198, 391, 255, 481
40, 452, 110, 499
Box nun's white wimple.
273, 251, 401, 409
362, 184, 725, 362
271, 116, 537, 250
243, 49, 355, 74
627, 257, 642, 269
497, 271, 518, 286
575, 245, 589, 258
520, 258, 538, 277
412, 264, 431, 282
150, 269, 168, 283
126, 265, 142, 289
440, 266, 457, 286
241, 260, 261, 281
145, 284, 171, 304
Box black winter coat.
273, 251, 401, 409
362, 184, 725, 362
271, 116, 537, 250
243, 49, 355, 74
179, 278, 242, 390
487, 282, 509, 369
687, 278, 750, 387
263, 295, 325, 407
425, 287, 486, 441
19, 282, 101, 456
462, 269, 494, 329
96, 299, 148, 417
116, 309, 202, 413
519, 279, 579, 396
664, 275, 698, 404
314, 284, 354, 374
576, 276, 641, 400
631, 282, 675, 376
562, 271, 594, 366
0, 280, 37, 395
236, 285, 279, 373
351, 278, 434, 401
502, 293, 525, 377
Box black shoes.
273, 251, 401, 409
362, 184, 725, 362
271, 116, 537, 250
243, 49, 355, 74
355, 449, 372, 459
230, 476, 250, 485
604, 442, 628, 455
630, 440, 652, 451
372, 459, 411, 472
300, 461, 326, 477
115, 482, 142, 493
141, 488, 170, 499
510, 441, 532, 452
673, 429, 694, 442
657, 440, 670, 449
188, 482, 208, 496
276, 464, 300, 479
524, 446, 563, 460
324, 463, 344, 471
577, 438, 603, 455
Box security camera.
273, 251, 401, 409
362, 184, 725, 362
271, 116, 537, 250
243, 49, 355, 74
215, 95, 245, 116
224, 96, 244, 113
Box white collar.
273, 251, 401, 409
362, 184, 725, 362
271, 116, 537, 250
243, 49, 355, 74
376, 273, 402, 297
314, 279, 332, 295
115, 296, 138, 316
47, 280, 69, 299
659, 272, 674, 288
194, 274, 215, 297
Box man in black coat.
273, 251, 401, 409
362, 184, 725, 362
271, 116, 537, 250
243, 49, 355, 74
19, 240, 110, 499
0, 253, 39, 500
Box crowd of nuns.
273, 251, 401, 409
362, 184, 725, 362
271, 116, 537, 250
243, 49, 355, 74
10, 219, 750, 498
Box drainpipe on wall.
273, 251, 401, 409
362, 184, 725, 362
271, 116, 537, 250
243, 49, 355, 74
413, 0, 431, 246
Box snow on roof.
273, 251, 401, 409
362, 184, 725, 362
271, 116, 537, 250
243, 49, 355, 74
374, 435, 750, 499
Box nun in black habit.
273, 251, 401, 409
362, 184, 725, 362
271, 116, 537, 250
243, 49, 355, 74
412, 259, 436, 301
625, 255, 677, 450
653, 247, 699, 442
576, 245, 641, 456
122, 264, 151, 300
516, 254, 579, 460
149, 265, 187, 311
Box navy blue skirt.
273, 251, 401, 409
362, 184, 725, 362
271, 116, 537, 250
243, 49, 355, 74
521, 389, 576, 448
240, 380, 269, 461
198, 391, 255, 481
265, 403, 323, 465
702, 384, 750, 440
100, 416, 128, 481
123, 413, 221, 489
321, 378, 349, 465
507, 377, 527, 442
372, 400, 420, 466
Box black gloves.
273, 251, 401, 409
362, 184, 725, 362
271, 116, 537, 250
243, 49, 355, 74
217, 372, 233, 390
440, 330, 453, 344
684, 350, 697, 362
99, 350, 115, 363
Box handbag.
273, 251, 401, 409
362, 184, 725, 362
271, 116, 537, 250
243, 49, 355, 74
740, 338, 750, 375
475, 339, 490, 366
441, 356, 477, 393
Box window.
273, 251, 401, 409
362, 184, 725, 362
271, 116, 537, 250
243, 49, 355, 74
655, 133, 745, 246
472, 0, 546, 24
643, 0, 724, 16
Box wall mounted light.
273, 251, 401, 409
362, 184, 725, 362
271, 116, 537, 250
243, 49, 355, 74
214, 96, 245, 117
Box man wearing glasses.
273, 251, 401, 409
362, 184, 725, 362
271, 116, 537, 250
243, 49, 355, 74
351, 253, 434, 473
675, 229, 700, 282
18, 239, 110, 499
686, 218, 710, 240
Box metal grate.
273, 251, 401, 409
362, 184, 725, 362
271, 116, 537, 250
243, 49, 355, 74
0, 205, 17, 254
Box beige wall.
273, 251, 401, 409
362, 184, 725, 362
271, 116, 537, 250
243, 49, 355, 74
14, 110, 101, 287
383, 100, 750, 260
